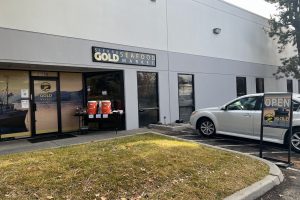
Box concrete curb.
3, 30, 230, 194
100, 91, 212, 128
149, 131, 284, 200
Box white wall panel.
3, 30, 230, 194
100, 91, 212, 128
167, 0, 294, 66
124, 69, 139, 130
264, 77, 287, 92
194, 73, 236, 109
169, 72, 180, 122
158, 71, 171, 124
0, 0, 168, 51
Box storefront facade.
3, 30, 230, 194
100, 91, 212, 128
0, 0, 298, 139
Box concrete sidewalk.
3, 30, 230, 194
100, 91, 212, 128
0, 128, 149, 155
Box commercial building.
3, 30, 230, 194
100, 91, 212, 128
0, 0, 296, 139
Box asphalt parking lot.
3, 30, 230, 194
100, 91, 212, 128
158, 129, 300, 200
176, 132, 300, 170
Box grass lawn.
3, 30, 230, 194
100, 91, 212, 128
0, 133, 268, 200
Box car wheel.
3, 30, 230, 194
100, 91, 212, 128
291, 130, 300, 153
198, 118, 216, 137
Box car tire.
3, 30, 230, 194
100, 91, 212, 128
197, 118, 216, 137
290, 129, 300, 153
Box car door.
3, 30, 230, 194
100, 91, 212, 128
217, 97, 257, 136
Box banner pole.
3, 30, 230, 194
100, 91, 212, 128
288, 93, 293, 165
259, 94, 265, 158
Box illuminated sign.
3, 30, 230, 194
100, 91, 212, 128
262, 93, 292, 129
92, 47, 156, 67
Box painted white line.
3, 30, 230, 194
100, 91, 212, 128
178, 135, 198, 137
287, 167, 300, 173
194, 138, 231, 142
180, 131, 193, 133
217, 144, 258, 147
247, 151, 289, 155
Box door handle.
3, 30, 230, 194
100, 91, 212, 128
33, 103, 37, 112
139, 109, 145, 112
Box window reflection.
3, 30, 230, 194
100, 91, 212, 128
227, 97, 257, 111
137, 72, 159, 127
178, 74, 195, 122
287, 79, 293, 93
236, 77, 247, 97
256, 78, 264, 93
0, 70, 30, 135
60, 73, 83, 132
137, 72, 159, 108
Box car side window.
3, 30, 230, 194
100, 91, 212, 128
227, 97, 257, 111
254, 96, 263, 110
293, 101, 300, 111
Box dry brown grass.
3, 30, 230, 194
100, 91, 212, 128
0, 133, 269, 200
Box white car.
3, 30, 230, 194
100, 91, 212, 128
190, 93, 300, 153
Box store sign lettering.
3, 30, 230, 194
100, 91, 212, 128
262, 93, 292, 129
94, 52, 120, 62
40, 93, 52, 98
264, 98, 290, 108
92, 46, 156, 67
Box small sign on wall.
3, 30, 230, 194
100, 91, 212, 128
21, 100, 29, 109
21, 89, 29, 98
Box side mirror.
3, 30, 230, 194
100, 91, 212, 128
221, 106, 227, 111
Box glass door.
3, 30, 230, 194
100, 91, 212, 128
137, 72, 159, 127
178, 74, 195, 122
32, 78, 60, 134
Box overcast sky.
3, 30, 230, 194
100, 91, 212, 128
223, 0, 277, 18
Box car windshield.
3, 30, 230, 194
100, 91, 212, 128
293, 96, 300, 111
293, 95, 300, 102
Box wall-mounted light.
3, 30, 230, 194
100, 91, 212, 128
213, 28, 221, 35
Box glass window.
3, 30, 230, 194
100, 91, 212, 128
60, 73, 83, 132
0, 70, 30, 136
227, 97, 258, 111
137, 72, 159, 108
178, 74, 195, 122
137, 72, 159, 127
236, 77, 247, 97
33, 79, 59, 134
287, 79, 293, 93
86, 71, 125, 130
293, 101, 300, 111
256, 78, 264, 93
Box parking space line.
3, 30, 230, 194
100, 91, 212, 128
217, 144, 258, 147
193, 138, 233, 142
178, 135, 199, 137
247, 151, 289, 155
180, 131, 194, 134
287, 167, 300, 173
